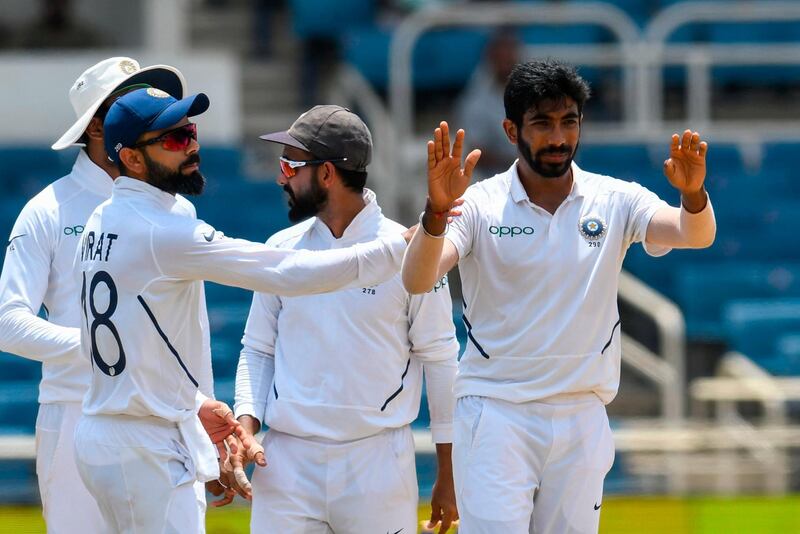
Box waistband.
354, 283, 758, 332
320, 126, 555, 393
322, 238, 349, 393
81, 412, 178, 430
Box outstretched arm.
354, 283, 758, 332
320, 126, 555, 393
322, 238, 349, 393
646, 130, 716, 249
402, 121, 481, 294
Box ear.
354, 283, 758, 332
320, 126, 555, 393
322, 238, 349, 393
119, 147, 146, 175
503, 119, 517, 145
85, 117, 104, 143
319, 161, 337, 187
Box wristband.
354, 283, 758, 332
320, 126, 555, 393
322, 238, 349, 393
419, 211, 447, 239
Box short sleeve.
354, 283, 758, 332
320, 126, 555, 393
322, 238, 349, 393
445, 186, 481, 260
623, 182, 671, 257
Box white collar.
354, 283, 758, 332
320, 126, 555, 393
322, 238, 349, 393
312, 188, 382, 242
508, 161, 586, 204
71, 150, 114, 197
112, 175, 180, 211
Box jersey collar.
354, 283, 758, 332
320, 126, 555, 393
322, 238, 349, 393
508, 161, 587, 204
312, 188, 381, 243
112, 175, 182, 210
72, 150, 114, 197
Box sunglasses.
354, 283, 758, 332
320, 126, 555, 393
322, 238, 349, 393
279, 156, 347, 178
134, 123, 198, 152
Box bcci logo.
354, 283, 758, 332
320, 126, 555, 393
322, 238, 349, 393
119, 60, 138, 75
579, 215, 607, 241
147, 88, 170, 99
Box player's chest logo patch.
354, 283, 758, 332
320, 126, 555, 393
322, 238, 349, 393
579, 215, 607, 241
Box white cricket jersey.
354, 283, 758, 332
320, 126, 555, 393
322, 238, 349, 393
78, 176, 407, 423
0, 151, 201, 404
234, 190, 459, 442
446, 162, 669, 405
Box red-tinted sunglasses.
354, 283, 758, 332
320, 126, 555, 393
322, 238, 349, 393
279, 156, 348, 178
134, 123, 197, 152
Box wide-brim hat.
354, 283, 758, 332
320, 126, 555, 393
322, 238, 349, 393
52, 57, 186, 151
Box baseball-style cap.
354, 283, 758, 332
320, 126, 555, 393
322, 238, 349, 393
103, 87, 210, 163
260, 105, 372, 172
52, 57, 186, 150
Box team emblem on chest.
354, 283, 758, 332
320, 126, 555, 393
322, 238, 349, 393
578, 215, 607, 241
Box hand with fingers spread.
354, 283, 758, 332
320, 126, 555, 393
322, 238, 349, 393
664, 129, 707, 195
427, 121, 481, 213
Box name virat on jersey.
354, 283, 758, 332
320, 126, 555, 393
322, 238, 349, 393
80, 231, 119, 263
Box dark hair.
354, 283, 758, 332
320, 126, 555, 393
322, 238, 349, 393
334, 166, 367, 193
503, 59, 591, 127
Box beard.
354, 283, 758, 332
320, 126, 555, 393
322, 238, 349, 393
143, 151, 205, 196
518, 134, 577, 179
285, 171, 328, 222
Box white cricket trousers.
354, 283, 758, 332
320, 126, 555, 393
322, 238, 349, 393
35, 402, 106, 533
250, 425, 419, 534
453, 395, 615, 534
73, 414, 208, 534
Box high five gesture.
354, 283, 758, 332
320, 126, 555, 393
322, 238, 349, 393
427, 121, 482, 214
663, 129, 709, 213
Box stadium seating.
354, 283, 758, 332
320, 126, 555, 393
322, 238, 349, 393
722, 298, 800, 375
676, 263, 800, 339
343, 27, 489, 91
289, 0, 375, 38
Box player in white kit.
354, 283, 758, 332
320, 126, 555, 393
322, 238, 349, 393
74, 88, 411, 533
402, 60, 717, 533
0, 57, 197, 533
232, 106, 460, 533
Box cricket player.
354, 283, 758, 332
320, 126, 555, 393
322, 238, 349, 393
231, 105, 459, 533
0, 57, 205, 533
73, 88, 411, 533
402, 60, 717, 533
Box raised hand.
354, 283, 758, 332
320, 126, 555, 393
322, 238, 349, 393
663, 130, 707, 194
427, 121, 481, 212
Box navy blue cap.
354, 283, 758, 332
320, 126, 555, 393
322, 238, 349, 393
104, 87, 210, 162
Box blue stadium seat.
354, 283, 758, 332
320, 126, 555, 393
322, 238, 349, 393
343, 28, 489, 91
191, 179, 290, 243
0, 352, 42, 382
778, 333, 800, 359
723, 298, 800, 375
0, 460, 39, 504
290, 0, 375, 38
519, 24, 612, 46
676, 263, 800, 339
575, 144, 660, 184
0, 382, 39, 434
199, 146, 242, 182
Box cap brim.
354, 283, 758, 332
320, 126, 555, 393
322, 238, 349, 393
51, 64, 187, 151
149, 93, 210, 131
258, 131, 310, 152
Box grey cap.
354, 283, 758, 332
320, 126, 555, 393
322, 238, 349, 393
259, 105, 372, 172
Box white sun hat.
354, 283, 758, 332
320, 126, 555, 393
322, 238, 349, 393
51, 57, 187, 151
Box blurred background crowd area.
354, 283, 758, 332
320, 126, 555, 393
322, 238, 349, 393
1, 0, 800, 510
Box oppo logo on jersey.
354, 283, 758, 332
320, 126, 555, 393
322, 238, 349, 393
488, 225, 535, 238
63, 225, 85, 236
431, 275, 448, 293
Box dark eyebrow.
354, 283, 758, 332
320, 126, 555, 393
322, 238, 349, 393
527, 111, 580, 121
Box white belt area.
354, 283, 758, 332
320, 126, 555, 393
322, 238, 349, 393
84, 412, 220, 482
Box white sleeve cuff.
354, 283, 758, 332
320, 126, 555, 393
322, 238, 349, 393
430, 423, 453, 444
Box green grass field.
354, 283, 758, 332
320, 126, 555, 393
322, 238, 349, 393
1, 496, 798, 533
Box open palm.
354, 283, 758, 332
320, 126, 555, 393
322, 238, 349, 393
663, 129, 707, 193
427, 121, 481, 212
